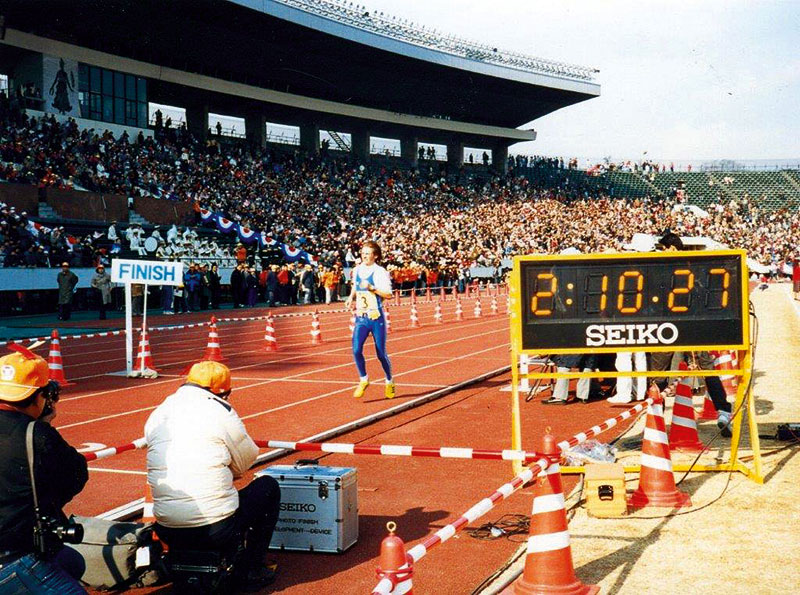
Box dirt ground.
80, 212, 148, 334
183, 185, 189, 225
484, 283, 800, 595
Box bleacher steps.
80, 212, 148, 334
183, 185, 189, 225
128, 210, 152, 226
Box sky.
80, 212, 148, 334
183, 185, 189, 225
359, 0, 800, 165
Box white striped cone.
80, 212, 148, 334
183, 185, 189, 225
440, 285, 446, 302
310, 310, 323, 344
384, 308, 392, 334
668, 369, 704, 451
264, 315, 278, 352
410, 304, 420, 328
629, 386, 692, 509
201, 316, 225, 361
374, 524, 413, 595
134, 327, 158, 371
713, 350, 738, 397
491, 296, 498, 315
519, 354, 530, 392
506, 295, 511, 312
455, 299, 464, 321
504, 433, 598, 595
425, 286, 432, 303
47, 330, 73, 386
473, 298, 482, 318
434, 302, 443, 324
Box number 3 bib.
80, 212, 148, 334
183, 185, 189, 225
356, 290, 380, 320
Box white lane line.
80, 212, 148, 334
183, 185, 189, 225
87, 468, 148, 475
56, 331, 507, 429
61, 318, 505, 400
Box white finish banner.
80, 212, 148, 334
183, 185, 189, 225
111, 259, 183, 286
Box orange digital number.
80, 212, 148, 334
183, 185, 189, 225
706, 268, 730, 309
667, 269, 695, 312
583, 274, 608, 313
531, 273, 557, 316
616, 270, 643, 314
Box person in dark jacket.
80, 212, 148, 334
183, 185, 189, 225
299, 265, 315, 304
90, 264, 112, 320
245, 267, 258, 307
208, 264, 222, 310
230, 264, 245, 309
184, 264, 202, 312
265, 265, 279, 307
56, 262, 78, 321
0, 347, 89, 593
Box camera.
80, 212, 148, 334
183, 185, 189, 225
34, 514, 84, 557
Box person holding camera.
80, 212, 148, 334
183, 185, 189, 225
0, 347, 89, 593
145, 361, 281, 591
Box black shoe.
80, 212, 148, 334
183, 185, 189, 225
578, 398, 590, 404
238, 565, 277, 593
542, 397, 569, 405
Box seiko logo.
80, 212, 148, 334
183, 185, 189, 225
585, 323, 679, 347
280, 502, 317, 513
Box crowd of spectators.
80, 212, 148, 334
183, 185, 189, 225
1, 97, 798, 283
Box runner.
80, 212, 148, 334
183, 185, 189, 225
345, 241, 395, 399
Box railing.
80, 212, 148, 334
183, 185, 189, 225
273, 0, 597, 81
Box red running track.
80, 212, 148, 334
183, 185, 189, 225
49, 300, 641, 593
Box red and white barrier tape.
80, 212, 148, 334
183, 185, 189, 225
371, 457, 549, 594
82, 437, 147, 462
253, 439, 540, 462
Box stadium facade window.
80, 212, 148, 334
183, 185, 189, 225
370, 136, 400, 156
266, 122, 300, 146
78, 63, 148, 128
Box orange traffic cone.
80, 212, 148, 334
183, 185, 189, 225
384, 307, 392, 334
310, 310, 323, 345
375, 522, 413, 595
394, 290, 401, 307
503, 432, 598, 595
133, 326, 158, 372
440, 285, 446, 301
697, 393, 718, 420
713, 350, 738, 397
425, 286, 431, 303
473, 298, 483, 318
491, 296, 499, 315
410, 303, 421, 328
264, 314, 278, 352
434, 302, 443, 324
47, 330, 74, 387
455, 298, 464, 321
202, 316, 226, 362
629, 386, 692, 509
669, 365, 705, 452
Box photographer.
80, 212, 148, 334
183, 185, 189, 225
0, 348, 89, 593
145, 361, 280, 591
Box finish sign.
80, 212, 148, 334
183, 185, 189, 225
111, 258, 183, 286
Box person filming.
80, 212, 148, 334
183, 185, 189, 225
0, 346, 88, 593
145, 361, 281, 591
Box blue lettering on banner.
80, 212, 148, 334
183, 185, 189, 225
163, 268, 175, 281
135, 264, 149, 280
152, 266, 163, 281
120, 263, 131, 277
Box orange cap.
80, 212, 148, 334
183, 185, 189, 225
186, 361, 231, 395
0, 352, 50, 402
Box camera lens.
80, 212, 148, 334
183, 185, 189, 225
57, 523, 84, 544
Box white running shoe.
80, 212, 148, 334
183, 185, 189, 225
607, 394, 632, 404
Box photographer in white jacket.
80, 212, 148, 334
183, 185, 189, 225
145, 362, 280, 591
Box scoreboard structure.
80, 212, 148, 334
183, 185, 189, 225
507, 250, 763, 483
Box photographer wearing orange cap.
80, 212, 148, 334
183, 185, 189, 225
145, 361, 280, 591
0, 347, 89, 593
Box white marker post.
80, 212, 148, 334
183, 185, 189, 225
111, 258, 183, 375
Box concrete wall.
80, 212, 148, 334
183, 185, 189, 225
0, 183, 40, 215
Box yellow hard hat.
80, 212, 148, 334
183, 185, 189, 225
0, 351, 50, 402
186, 361, 231, 396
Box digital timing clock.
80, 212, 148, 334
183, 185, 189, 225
512, 250, 749, 353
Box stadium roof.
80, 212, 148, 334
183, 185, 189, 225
2, 0, 600, 138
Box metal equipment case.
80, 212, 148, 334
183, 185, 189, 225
256, 464, 358, 553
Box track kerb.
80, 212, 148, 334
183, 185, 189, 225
434, 302, 443, 324
629, 385, 692, 509
504, 433, 598, 595
455, 298, 464, 321
47, 330, 74, 387
669, 363, 705, 451
373, 521, 413, 595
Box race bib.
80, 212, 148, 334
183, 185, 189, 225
355, 290, 380, 319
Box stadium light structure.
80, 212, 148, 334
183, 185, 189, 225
274, 0, 597, 81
